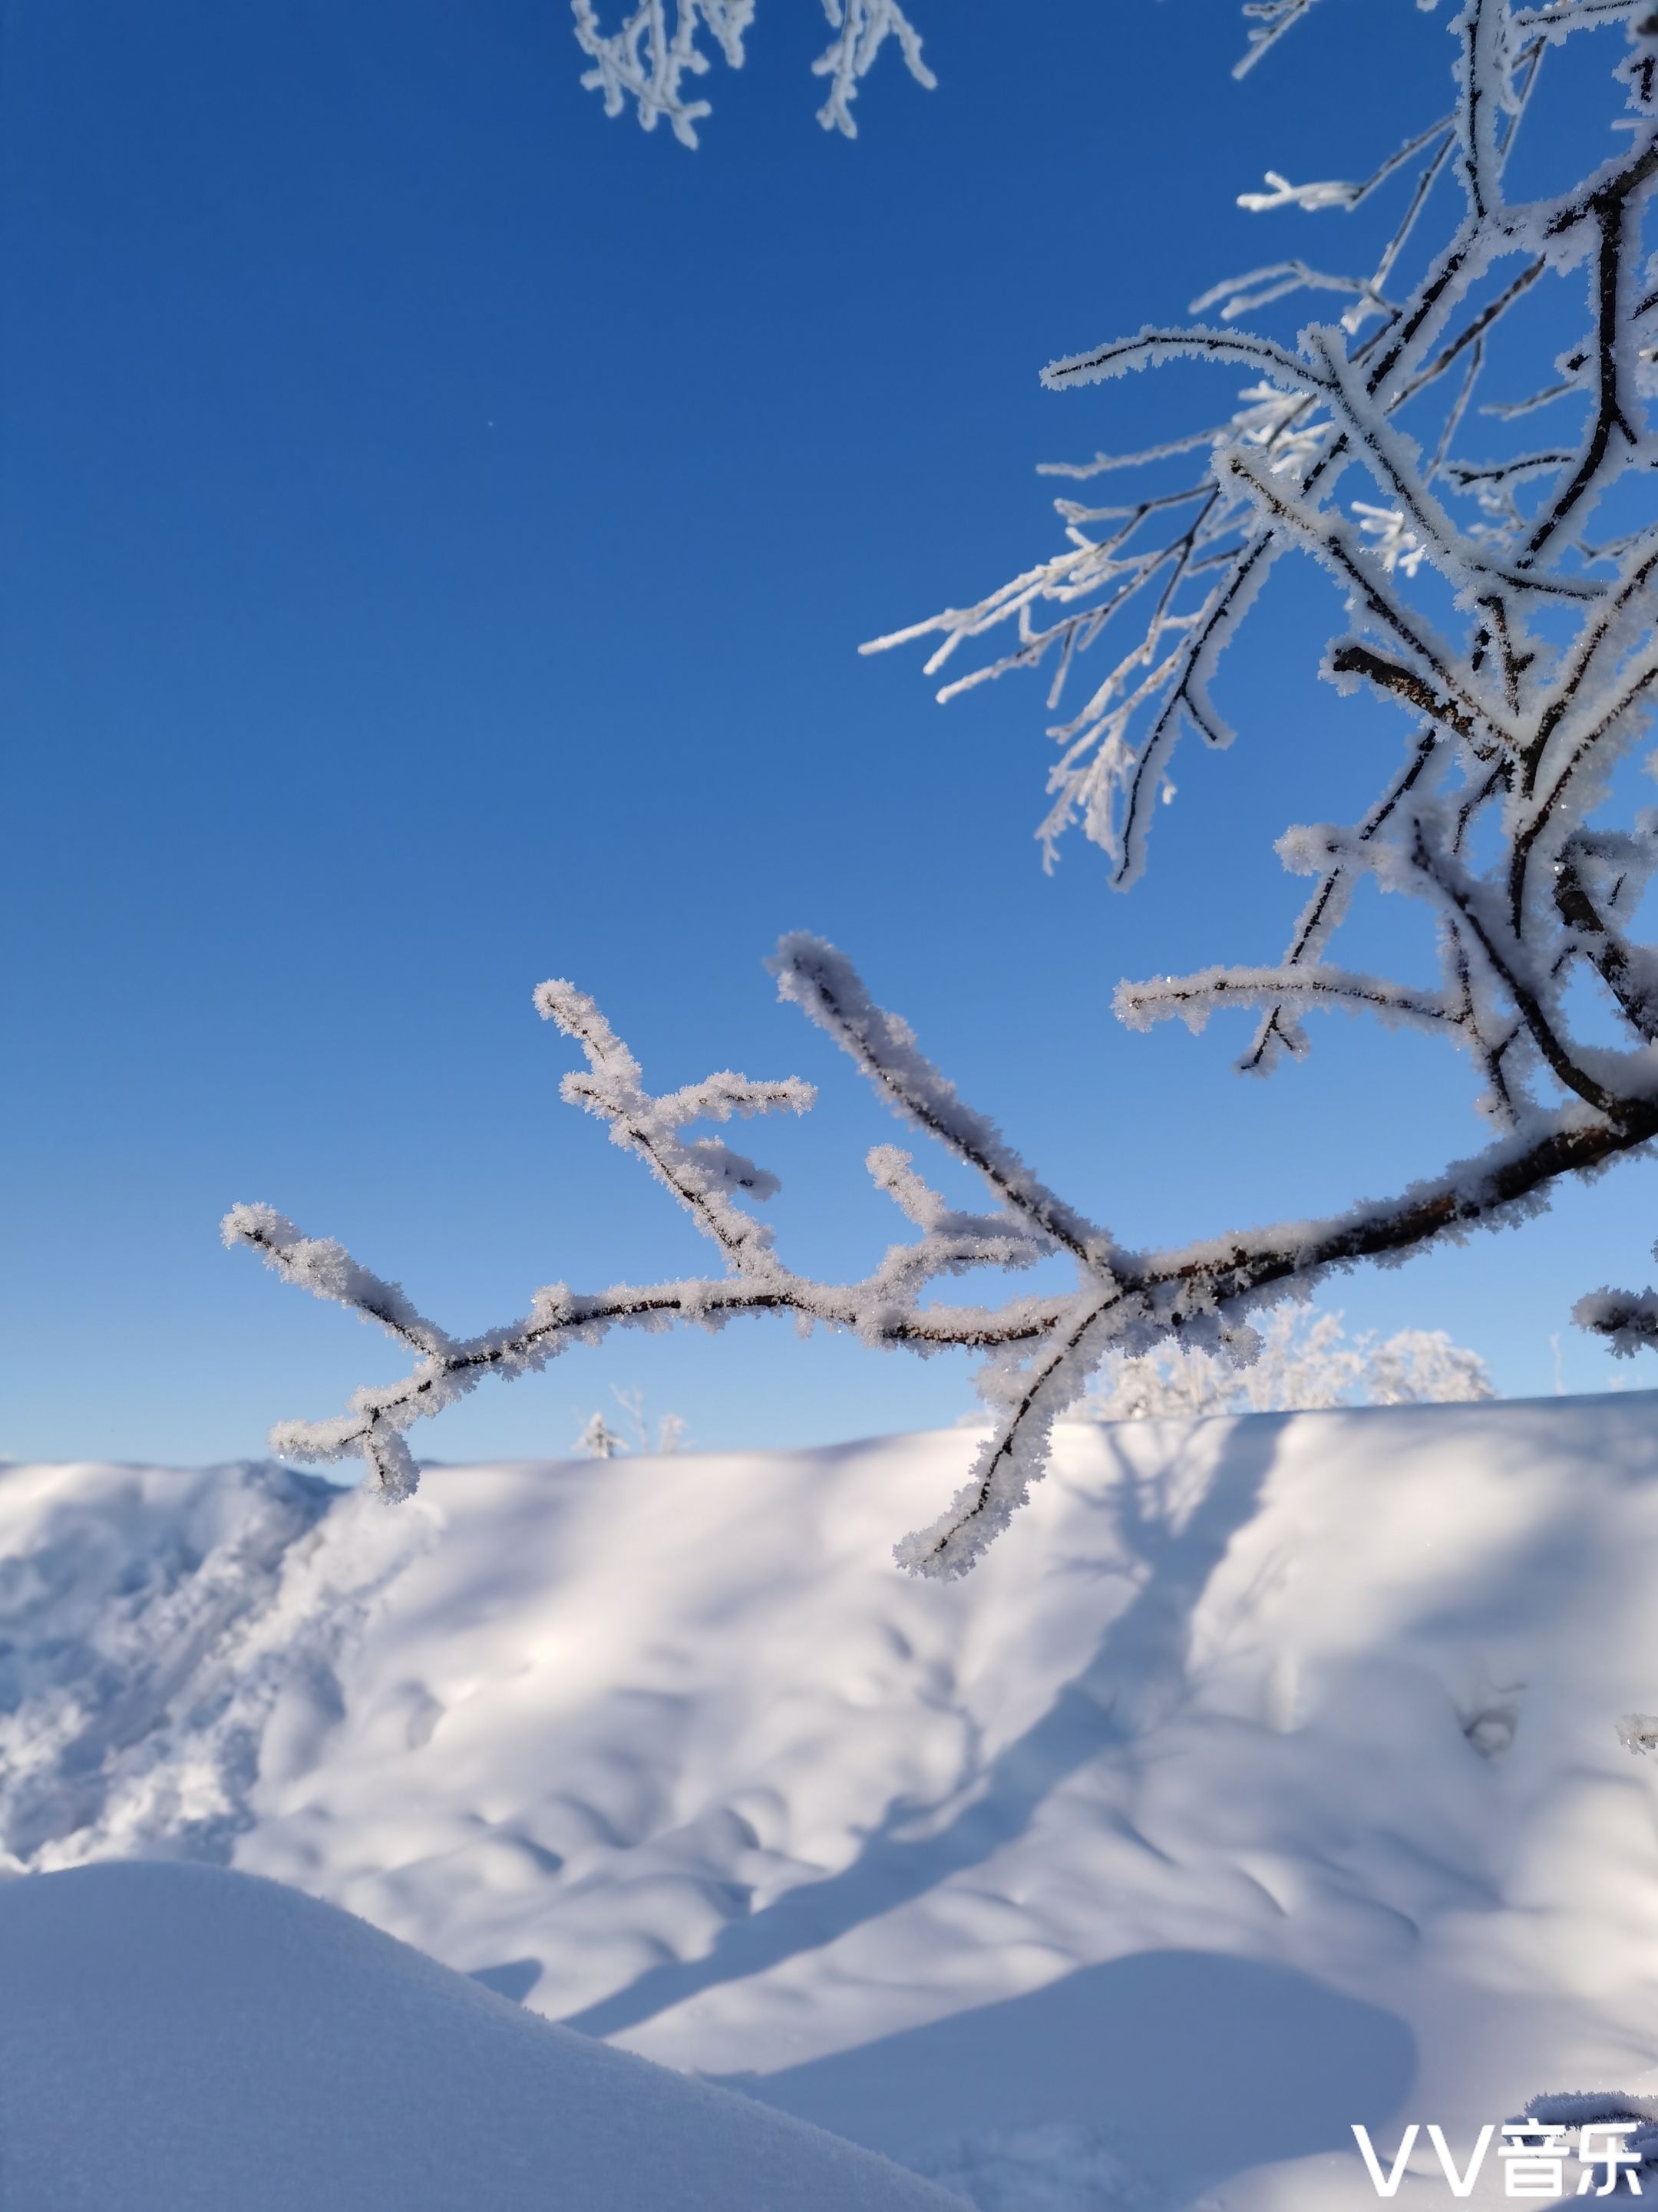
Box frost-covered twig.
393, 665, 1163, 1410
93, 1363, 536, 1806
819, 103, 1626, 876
570, 0, 932, 145
229, 936, 1102, 1559
811, 0, 935, 137
1116, 963, 1453, 1037
230, 924, 1658, 1571
1575, 1271, 1658, 1355
1233, 0, 1329, 81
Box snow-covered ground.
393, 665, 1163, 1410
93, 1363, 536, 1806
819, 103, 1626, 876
6, 1396, 1658, 2209
0, 1859, 959, 2210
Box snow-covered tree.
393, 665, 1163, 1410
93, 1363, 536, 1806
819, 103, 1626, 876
230, 1, 1658, 1576
1084, 1307, 1492, 1421
578, 1411, 627, 1458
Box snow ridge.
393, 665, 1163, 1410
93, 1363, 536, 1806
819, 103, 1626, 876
0, 1460, 434, 1873
12, 1398, 1658, 2210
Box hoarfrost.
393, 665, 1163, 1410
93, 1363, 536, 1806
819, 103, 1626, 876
229, 0, 1658, 1573
1085, 1306, 1492, 1420
570, 0, 933, 146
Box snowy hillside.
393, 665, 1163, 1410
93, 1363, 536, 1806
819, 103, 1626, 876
0, 1859, 959, 2211
7, 1398, 1658, 2209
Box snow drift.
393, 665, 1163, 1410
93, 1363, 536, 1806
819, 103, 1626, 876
7, 1395, 1658, 2208
0, 1859, 959, 2211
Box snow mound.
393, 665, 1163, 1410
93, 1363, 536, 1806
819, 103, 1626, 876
0, 1859, 959, 2212
9, 1395, 1658, 2208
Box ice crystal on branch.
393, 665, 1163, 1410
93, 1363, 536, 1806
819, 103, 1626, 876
570, 0, 933, 145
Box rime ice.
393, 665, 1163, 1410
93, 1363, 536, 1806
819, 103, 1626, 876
230, 0, 1658, 1572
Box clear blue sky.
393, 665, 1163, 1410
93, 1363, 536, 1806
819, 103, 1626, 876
2, 0, 1650, 1468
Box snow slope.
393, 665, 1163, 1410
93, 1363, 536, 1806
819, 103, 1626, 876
5, 1398, 1658, 2209
0, 1859, 960, 2211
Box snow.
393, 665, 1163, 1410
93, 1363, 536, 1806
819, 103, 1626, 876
8, 1395, 1658, 2207
0, 1859, 959, 2211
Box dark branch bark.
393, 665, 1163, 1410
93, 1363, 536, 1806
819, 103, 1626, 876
1554, 859, 1658, 1038
1328, 644, 1481, 743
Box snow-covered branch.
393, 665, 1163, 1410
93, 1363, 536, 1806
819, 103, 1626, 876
571, 0, 933, 145
1115, 963, 1453, 1037
228, 936, 1105, 1559
229, 924, 1658, 1571
1575, 1275, 1658, 1355
870, 1, 1658, 1124
811, 0, 935, 137
229, 1, 1658, 1571
566, 0, 1359, 148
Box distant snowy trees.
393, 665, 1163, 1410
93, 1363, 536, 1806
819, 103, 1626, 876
1085, 1308, 1491, 1421
578, 1412, 626, 1458
579, 1389, 687, 1458
230, 0, 1658, 1573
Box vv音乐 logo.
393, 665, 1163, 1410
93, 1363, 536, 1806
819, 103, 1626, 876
1353, 2122, 1643, 2199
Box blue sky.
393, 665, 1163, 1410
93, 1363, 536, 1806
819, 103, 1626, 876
3, 0, 1653, 1468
